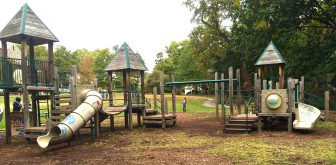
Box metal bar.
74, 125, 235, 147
165, 78, 238, 86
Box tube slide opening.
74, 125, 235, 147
37, 126, 62, 148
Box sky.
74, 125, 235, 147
0, 0, 195, 72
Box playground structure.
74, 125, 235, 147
0, 3, 333, 150
165, 41, 325, 133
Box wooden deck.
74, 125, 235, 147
102, 106, 128, 115
143, 113, 176, 120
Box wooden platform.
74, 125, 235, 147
143, 113, 176, 120
102, 106, 128, 115
143, 113, 177, 128
132, 104, 146, 108
224, 114, 258, 133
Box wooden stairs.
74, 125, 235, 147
224, 114, 258, 133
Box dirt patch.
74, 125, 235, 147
0, 112, 335, 164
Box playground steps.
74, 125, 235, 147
24, 126, 47, 141
143, 113, 177, 127
51, 94, 73, 126
224, 114, 258, 133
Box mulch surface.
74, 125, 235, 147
0, 113, 334, 164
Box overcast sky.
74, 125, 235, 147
0, 0, 195, 72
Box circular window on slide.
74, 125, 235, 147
266, 93, 282, 109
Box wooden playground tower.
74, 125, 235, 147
0, 4, 59, 143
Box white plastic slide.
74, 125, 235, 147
0, 108, 3, 122
293, 102, 321, 130
37, 90, 103, 148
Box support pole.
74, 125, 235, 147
30, 42, 37, 126
299, 76, 304, 103
71, 65, 77, 84
164, 98, 168, 114
140, 71, 145, 125
126, 70, 133, 130
123, 72, 128, 128
276, 82, 280, 89
93, 78, 100, 137
257, 79, 262, 132
21, 39, 30, 128
160, 74, 166, 128
229, 67, 234, 116
171, 75, 176, 116
263, 80, 267, 90
215, 72, 219, 118
4, 90, 11, 143
268, 81, 273, 90
153, 87, 158, 111
287, 78, 294, 133
279, 65, 284, 89
254, 73, 258, 111
108, 71, 114, 130
236, 69, 241, 115
325, 91, 330, 121
48, 42, 54, 86
221, 73, 225, 120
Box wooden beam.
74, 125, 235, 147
221, 73, 225, 120
4, 90, 11, 143
21, 39, 30, 128
70, 77, 76, 109
48, 42, 54, 86
126, 70, 133, 130
153, 87, 158, 111
29, 42, 35, 85
287, 78, 294, 133
160, 73, 166, 128
279, 65, 284, 89
236, 69, 241, 115
171, 75, 176, 116
93, 78, 100, 137
229, 67, 234, 116
257, 79, 262, 132
268, 80, 273, 89
141, 71, 145, 124
276, 82, 280, 89
122, 71, 128, 128
164, 98, 168, 114
215, 72, 219, 118
263, 80, 267, 90
71, 65, 77, 84
108, 72, 113, 107
325, 91, 330, 121
299, 76, 304, 103
254, 73, 258, 111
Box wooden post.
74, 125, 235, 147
287, 78, 293, 133
171, 75, 176, 116
299, 76, 304, 103
126, 70, 133, 130
140, 71, 145, 125
48, 42, 54, 86
268, 81, 273, 90
153, 87, 158, 111
93, 78, 100, 137
254, 73, 258, 112
257, 67, 262, 79
276, 82, 280, 89
54, 67, 59, 93
279, 65, 284, 89
229, 67, 234, 116
160, 74, 166, 128
263, 80, 267, 90
123, 72, 128, 128
30, 42, 37, 126
164, 98, 168, 114
257, 79, 262, 132
4, 90, 11, 143
108, 72, 113, 106
1, 41, 11, 143
21, 39, 30, 128
221, 73, 225, 119
215, 72, 219, 118
70, 77, 76, 109
71, 65, 77, 84
236, 69, 241, 115
325, 91, 330, 121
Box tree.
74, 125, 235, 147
79, 53, 95, 84
92, 48, 113, 88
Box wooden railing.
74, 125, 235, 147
0, 57, 52, 88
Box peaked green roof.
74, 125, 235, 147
105, 42, 147, 71
0, 3, 59, 44
255, 41, 286, 66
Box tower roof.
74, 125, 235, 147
255, 41, 286, 66
0, 3, 59, 45
105, 42, 147, 72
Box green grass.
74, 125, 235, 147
316, 121, 336, 131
